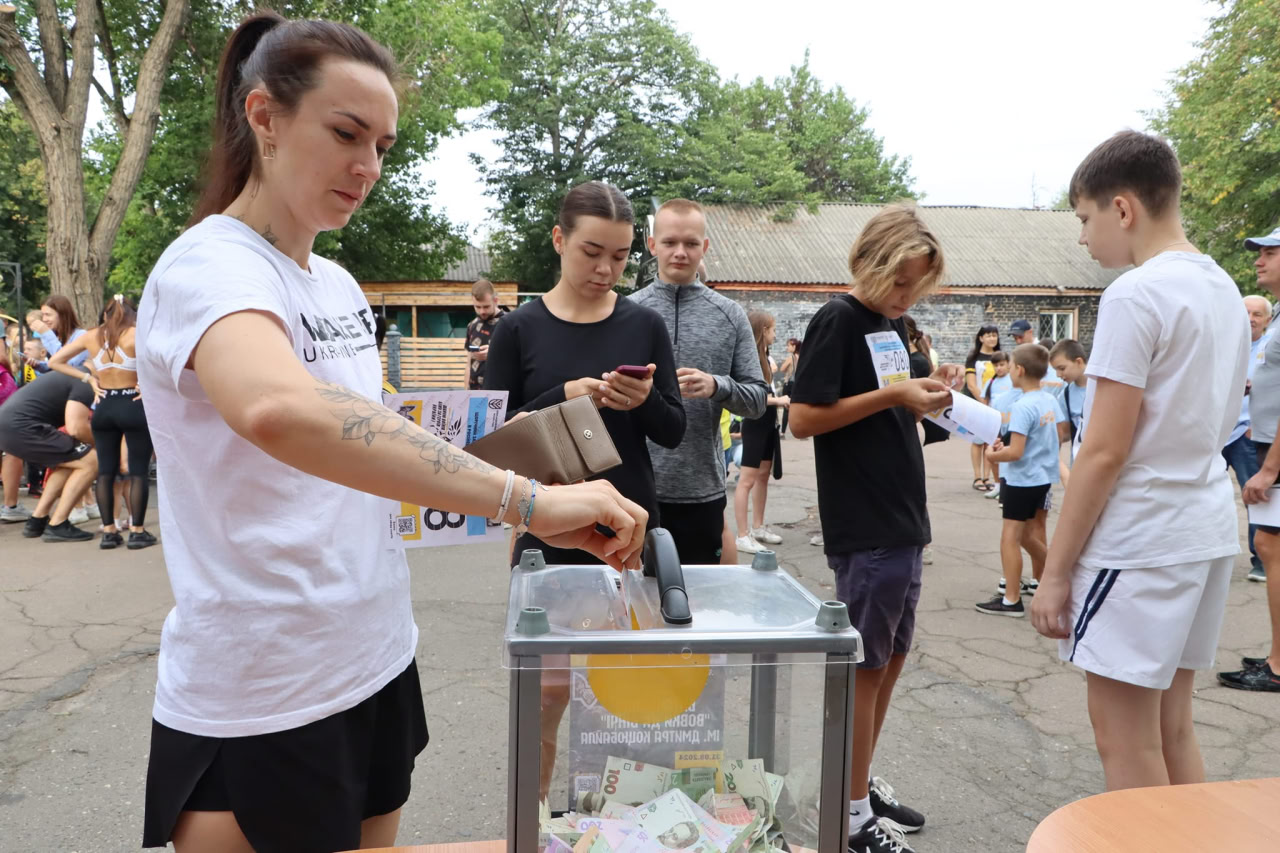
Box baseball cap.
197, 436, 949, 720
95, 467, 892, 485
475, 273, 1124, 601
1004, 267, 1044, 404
1009, 319, 1032, 336
1244, 226, 1280, 250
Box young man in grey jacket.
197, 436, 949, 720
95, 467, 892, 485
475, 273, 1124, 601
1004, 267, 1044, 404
631, 199, 768, 564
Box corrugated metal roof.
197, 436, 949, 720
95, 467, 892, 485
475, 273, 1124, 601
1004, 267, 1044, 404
441, 244, 493, 282
701, 203, 1121, 290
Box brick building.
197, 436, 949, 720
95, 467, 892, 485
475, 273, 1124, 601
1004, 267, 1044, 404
696, 203, 1118, 363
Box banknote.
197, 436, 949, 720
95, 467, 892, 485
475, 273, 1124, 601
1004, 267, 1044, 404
603, 756, 674, 805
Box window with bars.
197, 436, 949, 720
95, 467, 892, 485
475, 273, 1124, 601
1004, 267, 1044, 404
1039, 311, 1074, 342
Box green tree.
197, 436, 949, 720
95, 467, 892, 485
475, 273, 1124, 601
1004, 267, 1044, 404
1152, 0, 1280, 290
659, 54, 915, 214
94, 0, 506, 296
0, 98, 49, 308
0, 0, 188, 323
478, 0, 717, 290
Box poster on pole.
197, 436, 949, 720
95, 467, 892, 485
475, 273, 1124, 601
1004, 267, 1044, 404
381, 390, 509, 549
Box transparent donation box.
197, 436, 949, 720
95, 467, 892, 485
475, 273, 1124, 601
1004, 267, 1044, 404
503, 529, 863, 852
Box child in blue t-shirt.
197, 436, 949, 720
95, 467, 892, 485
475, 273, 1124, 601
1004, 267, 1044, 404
981, 353, 1013, 500
977, 344, 1061, 616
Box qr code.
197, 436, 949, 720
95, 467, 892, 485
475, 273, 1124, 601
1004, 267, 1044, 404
395, 515, 417, 536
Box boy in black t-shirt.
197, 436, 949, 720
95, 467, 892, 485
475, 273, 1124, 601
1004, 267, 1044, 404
791, 204, 962, 852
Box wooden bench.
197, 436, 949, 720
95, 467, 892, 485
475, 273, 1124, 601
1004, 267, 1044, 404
1026, 777, 1280, 851
383, 337, 470, 390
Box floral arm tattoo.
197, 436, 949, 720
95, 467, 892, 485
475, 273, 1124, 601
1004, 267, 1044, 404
316, 381, 496, 475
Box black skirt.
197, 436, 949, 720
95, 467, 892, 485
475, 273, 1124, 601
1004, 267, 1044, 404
142, 659, 429, 852
740, 406, 780, 469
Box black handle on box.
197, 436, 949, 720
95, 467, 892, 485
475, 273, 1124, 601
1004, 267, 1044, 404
642, 528, 692, 625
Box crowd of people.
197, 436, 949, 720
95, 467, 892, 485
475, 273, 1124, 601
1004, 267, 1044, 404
2, 11, 1277, 853
1, 295, 155, 548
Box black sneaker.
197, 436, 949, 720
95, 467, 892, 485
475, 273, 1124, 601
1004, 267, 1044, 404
100, 531, 124, 550
997, 578, 1032, 597
23, 515, 49, 538
127, 530, 158, 550
1218, 664, 1280, 692
849, 816, 914, 853
869, 776, 924, 833
1241, 656, 1269, 669
975, 595, 1024, 617
42, 520, 94, 542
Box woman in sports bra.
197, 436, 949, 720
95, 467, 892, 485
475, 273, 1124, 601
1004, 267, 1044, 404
49, 295, 156, 549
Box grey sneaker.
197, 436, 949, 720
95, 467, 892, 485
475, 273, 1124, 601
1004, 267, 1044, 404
1248, 564, 1266, 583
1, 504, 32, 523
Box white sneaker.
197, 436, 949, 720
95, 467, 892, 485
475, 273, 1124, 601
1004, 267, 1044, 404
809, 534, 824, 547
922, 547, 934, 565
751, 526, 783, 545
84, 503, 101, 520
735, 535, 763, 554
984, 483, 1002, 499
68, 507, 90, 525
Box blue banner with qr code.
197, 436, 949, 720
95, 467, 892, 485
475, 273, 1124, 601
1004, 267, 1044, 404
381, 391, 509, 549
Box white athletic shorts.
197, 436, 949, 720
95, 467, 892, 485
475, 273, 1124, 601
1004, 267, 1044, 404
1058, 556, 1233, 690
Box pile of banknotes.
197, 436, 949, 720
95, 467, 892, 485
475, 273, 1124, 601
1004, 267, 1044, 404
540, 757, 787, 852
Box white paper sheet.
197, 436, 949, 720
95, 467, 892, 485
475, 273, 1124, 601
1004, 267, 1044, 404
1248, 489, 1280, 527
924, 390, 1002, 445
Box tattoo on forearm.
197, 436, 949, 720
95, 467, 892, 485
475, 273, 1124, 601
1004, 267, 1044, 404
316, 382, 495, 475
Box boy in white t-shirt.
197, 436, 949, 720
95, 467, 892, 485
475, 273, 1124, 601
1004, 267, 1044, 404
1031, 131, 1250, 791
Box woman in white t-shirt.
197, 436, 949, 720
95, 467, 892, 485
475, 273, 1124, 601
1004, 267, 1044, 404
135, 14, 647, 853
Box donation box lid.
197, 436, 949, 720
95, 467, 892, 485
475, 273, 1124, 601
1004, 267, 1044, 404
504, 558, 860, 660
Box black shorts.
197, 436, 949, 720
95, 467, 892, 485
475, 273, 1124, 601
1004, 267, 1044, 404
659, 497, 727, 565
0, 422, 91, 469
740, 410, 779, 469
142, 659, 429, 852
1255, 442, 1280, 534
1002, 483, 1051, 522
830, 546, 924, 669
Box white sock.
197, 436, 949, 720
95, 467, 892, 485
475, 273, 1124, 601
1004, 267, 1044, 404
849, 795, 874, 828
1003, 596, 1019, 606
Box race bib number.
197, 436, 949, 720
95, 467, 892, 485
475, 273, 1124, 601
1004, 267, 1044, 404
865, 331, 910, 388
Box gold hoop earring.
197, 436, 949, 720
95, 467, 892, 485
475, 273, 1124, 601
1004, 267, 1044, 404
263, 143, 276, 160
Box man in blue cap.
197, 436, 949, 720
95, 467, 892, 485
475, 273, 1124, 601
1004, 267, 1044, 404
1222, 224, 1280, 692
1009, 319, 1037, 346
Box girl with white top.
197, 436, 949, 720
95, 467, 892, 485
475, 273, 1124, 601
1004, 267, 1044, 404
133, 13, 647, 852
49, 295, 155, 549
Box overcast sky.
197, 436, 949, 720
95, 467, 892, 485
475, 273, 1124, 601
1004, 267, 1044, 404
423, 0, 1217, 240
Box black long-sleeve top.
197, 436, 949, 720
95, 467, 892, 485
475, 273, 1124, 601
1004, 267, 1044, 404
485, 295, 686, 564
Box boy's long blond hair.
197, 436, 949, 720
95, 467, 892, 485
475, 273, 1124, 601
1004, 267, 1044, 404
849, 203, 946, 303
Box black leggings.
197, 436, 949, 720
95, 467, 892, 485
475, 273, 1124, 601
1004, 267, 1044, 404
91, 389, 153, 527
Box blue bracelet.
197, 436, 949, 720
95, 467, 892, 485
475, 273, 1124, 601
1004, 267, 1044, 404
523, 479, 539, 528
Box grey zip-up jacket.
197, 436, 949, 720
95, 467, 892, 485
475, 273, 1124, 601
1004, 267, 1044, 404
630, 279, 768, 504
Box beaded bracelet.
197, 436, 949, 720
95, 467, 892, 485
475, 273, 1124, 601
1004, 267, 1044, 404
515, 478, 540, 536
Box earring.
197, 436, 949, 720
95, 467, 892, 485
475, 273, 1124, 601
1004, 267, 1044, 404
263, 142, 276, 160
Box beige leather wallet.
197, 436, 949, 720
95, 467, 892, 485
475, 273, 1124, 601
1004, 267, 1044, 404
466, 394, 622, 484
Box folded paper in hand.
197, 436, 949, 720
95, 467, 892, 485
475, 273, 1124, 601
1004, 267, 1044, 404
924, 390, 1002, 445
466, 394, 622, 484
1248, 489, 1280, 527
